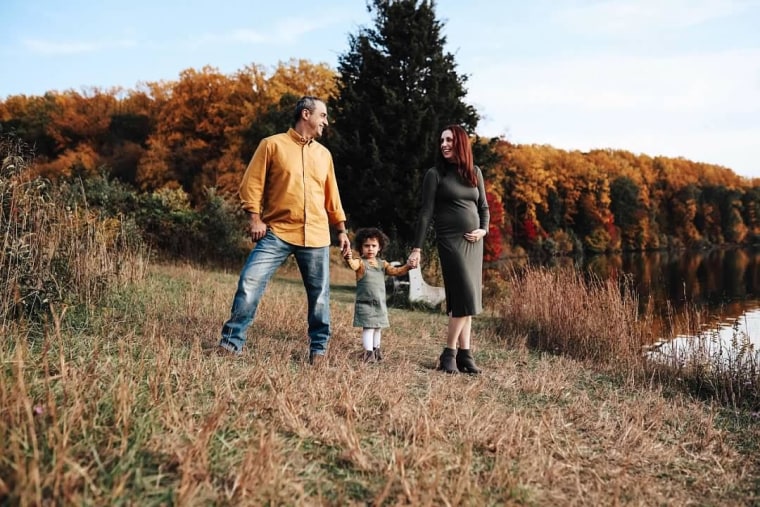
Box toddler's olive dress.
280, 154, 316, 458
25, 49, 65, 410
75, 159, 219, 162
346, 257, 411, 327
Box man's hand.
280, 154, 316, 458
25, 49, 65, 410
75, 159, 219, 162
339, 232, 351, 257
247, 213, 267, 242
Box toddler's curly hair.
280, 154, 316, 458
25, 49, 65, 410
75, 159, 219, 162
353, 227, 390, 254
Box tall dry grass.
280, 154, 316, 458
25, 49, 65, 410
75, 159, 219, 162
1, 260, 758, 505
1, 139, 147, 326
493, 266, 646, 369
493, 264, 760, 410
647, 311, 760, 410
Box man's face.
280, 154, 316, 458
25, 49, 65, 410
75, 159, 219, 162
305, 101, 329, 139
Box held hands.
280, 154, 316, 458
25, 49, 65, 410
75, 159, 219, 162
338, 233, 351, 257
464, 228, 487, 243
344, 248, 354, 260
407, 249, 421, 269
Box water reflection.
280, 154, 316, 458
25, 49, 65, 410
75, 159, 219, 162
651, 307, 760, 364
584, 248, 760, 314
510, 248, 760, 345
600, 249, 760, 347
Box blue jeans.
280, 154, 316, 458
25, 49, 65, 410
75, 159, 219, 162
220, 231, 331, 356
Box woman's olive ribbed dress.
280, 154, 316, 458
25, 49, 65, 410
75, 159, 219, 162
413, 165, 490, 317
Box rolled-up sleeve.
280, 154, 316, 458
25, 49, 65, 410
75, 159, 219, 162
324, 153, 347, 225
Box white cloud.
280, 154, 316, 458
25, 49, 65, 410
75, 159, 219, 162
23, 39, 98, 55
553, 0, 749, 35
268, 17, 326, 45
229, 29, 266, 44
190, 13, 345, 50
23, 38, 136, 56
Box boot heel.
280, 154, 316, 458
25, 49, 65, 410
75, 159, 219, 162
456, 349, 481, 374
438, 347, 458, 374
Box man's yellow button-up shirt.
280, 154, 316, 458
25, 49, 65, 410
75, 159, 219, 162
239, 128, 347, 248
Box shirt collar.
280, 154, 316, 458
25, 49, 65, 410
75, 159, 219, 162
288, 128, 313, 146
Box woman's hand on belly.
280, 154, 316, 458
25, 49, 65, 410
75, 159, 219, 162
463, 229, 487, 243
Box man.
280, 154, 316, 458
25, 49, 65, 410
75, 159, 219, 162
219, 96, 351, 364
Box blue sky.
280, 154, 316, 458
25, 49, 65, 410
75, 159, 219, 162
2, 0, 759, 177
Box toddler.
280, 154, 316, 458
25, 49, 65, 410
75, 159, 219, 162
344, 227, 412, 362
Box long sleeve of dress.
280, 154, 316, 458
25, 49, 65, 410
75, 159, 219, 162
344, 255, 367, 281
383, 261, 411, 277
476, 167, 490, 232
412, 168, 439, 249
345, 256, 362, 272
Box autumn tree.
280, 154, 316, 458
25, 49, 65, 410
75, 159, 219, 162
610, 176, 642, 249
0, 93, 59, 158
484, 186, 506, 261
266, 58, 338, 103
136, 67, 240, 196
497, 143, 552, 247
235, 59, 338, 155
5, 53, 760, 255
134, 61, 339, 199
328, 0, 479, 245
32, 89, 120, 178
696, 186, 748, 244
742, 187, 760, 241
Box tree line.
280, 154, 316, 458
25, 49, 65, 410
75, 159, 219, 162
2, 0, 758, 263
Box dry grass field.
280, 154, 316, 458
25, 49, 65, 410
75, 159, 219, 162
2, 257, 759, 505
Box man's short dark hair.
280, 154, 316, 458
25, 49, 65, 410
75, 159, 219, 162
293, 96, 322, 126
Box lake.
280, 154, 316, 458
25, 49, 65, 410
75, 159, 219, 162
410, 247, 760, 355
562, 248, 760, 352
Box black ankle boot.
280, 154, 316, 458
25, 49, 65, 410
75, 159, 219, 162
438, 347, 457, 374
373, 347, 383, 361
456, 349, 481, 374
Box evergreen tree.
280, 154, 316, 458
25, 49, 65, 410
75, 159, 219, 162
327, 0, 479, 246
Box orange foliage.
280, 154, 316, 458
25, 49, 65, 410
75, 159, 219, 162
47, 89, 117, 149
34, 144, 100, 179
2, 60, 758, 254
488, 140, 758, 253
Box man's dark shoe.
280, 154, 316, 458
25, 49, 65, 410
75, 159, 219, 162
212, 345, 240, 357
309, 352, 327, 367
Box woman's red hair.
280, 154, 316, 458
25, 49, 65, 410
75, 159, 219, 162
438, 124, 476, 187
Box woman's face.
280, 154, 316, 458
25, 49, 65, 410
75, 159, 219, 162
440, 129, 455, 160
